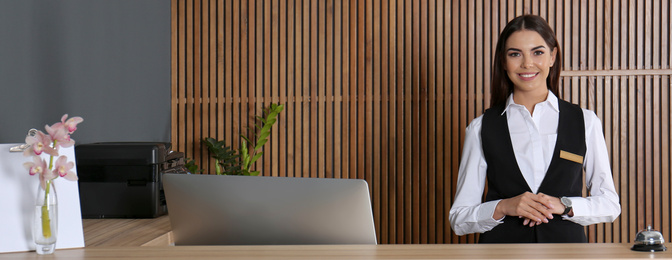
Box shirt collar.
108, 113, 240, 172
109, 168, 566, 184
501, 91, 560, 115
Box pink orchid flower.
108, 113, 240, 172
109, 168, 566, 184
50, 114, 84, 134
46, 114, 82, 148
46, 123, 75, 148
53, 155, 78, 181
62, 114, 83, 133
23, 156, 56, 190
23, 131, 58, 157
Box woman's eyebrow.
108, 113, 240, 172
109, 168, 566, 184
506, 45, 546, 52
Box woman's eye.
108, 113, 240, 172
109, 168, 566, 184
534, 50, 545, 55
508, 52, 520, 57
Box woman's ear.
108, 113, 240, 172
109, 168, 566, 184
550, 47, 558, 67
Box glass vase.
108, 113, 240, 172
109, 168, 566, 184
33, 180, 58, 255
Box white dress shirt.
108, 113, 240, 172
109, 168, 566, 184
448, 92, 621, 236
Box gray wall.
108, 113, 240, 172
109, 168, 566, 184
0, 0, 170, 145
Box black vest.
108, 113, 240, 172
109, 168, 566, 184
478, 100, 587, 243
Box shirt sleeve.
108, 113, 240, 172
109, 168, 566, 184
449, 116, 504, 235
562, 110, 621, 225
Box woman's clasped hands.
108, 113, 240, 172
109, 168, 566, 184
493, 192, 566, 227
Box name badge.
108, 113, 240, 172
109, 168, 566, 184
560, 150, 584, 164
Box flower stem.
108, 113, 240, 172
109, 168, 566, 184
41, 179, 52, 238
48, 141, 57, 170
39, 140, 58, 239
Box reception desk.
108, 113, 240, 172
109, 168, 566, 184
2, 216, 670, 259
4, 243, 672, 259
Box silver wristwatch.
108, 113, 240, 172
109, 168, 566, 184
560, 197, 572, 215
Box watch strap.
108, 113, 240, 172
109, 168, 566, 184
562, 205, 572, 215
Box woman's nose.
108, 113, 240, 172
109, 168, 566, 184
521, 55, 533, 68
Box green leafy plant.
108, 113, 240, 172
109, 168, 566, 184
202, 138, 242, 175
239, 103, 284, 176
184, 158, 203, 174
199, 103, 284, 175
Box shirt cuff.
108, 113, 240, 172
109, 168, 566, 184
479, 199, 505, 223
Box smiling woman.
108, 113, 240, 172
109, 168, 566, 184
448, 14, 621, 243
503, 30, 558, 114
489, 15, 563, 112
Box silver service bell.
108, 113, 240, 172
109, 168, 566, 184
631, 225, 667, 252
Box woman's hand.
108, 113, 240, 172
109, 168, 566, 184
494, 192, 556, 225
536, 193, 565, 215
516, 193, 566, 227
520, 216, 540, 227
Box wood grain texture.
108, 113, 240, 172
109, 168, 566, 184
171, 0, 672, 244
6, 243, 672, 259
82, 216, 172, 247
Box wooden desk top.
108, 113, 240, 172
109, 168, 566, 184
2, 217, 670, 259
81, 215, 172, 247
3, 243, 672, 259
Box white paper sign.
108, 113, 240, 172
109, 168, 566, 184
0, 143, 85, 253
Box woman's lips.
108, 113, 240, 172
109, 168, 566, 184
518, 72, 539, 81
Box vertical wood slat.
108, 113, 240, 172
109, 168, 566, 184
419, 0, 428, 244
597, 0, 608, 242
285, 0, 294, 177
201, 0, 209, 175
171, 0, 672, 244
394, 0, 405, 244
662, 0, 671, 244
387, 0, 397, 243
277, 0, 285, 177
334, 0, 342, 180
379, 0, 389, 244
318, 0, 326, 179
435, 0, 445, 244
349, 0, 358, 182
403, 0, 412, 244
449, 0, 459, 244
458, 0, 468, 244
209, 0, 217, 174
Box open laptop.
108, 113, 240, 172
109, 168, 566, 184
162, 174, 377, 245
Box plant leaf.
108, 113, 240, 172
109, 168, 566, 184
254, 139, 268, 151
250, 152, 263, 165
241, 135, 252, 145
258, 131, 271, 141
215, 162, 222, 175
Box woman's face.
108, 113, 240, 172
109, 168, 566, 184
504, 29, 557, 94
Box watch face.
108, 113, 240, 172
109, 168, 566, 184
561, 197, 572, 207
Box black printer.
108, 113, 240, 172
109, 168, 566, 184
75, 142, 185, 218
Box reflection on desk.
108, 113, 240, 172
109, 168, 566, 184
82, 215, 172, 247
3, 243, 672, 259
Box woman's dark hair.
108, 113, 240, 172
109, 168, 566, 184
490, 15, 562, 108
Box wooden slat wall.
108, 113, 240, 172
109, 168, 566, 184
171, 0, 672, 244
